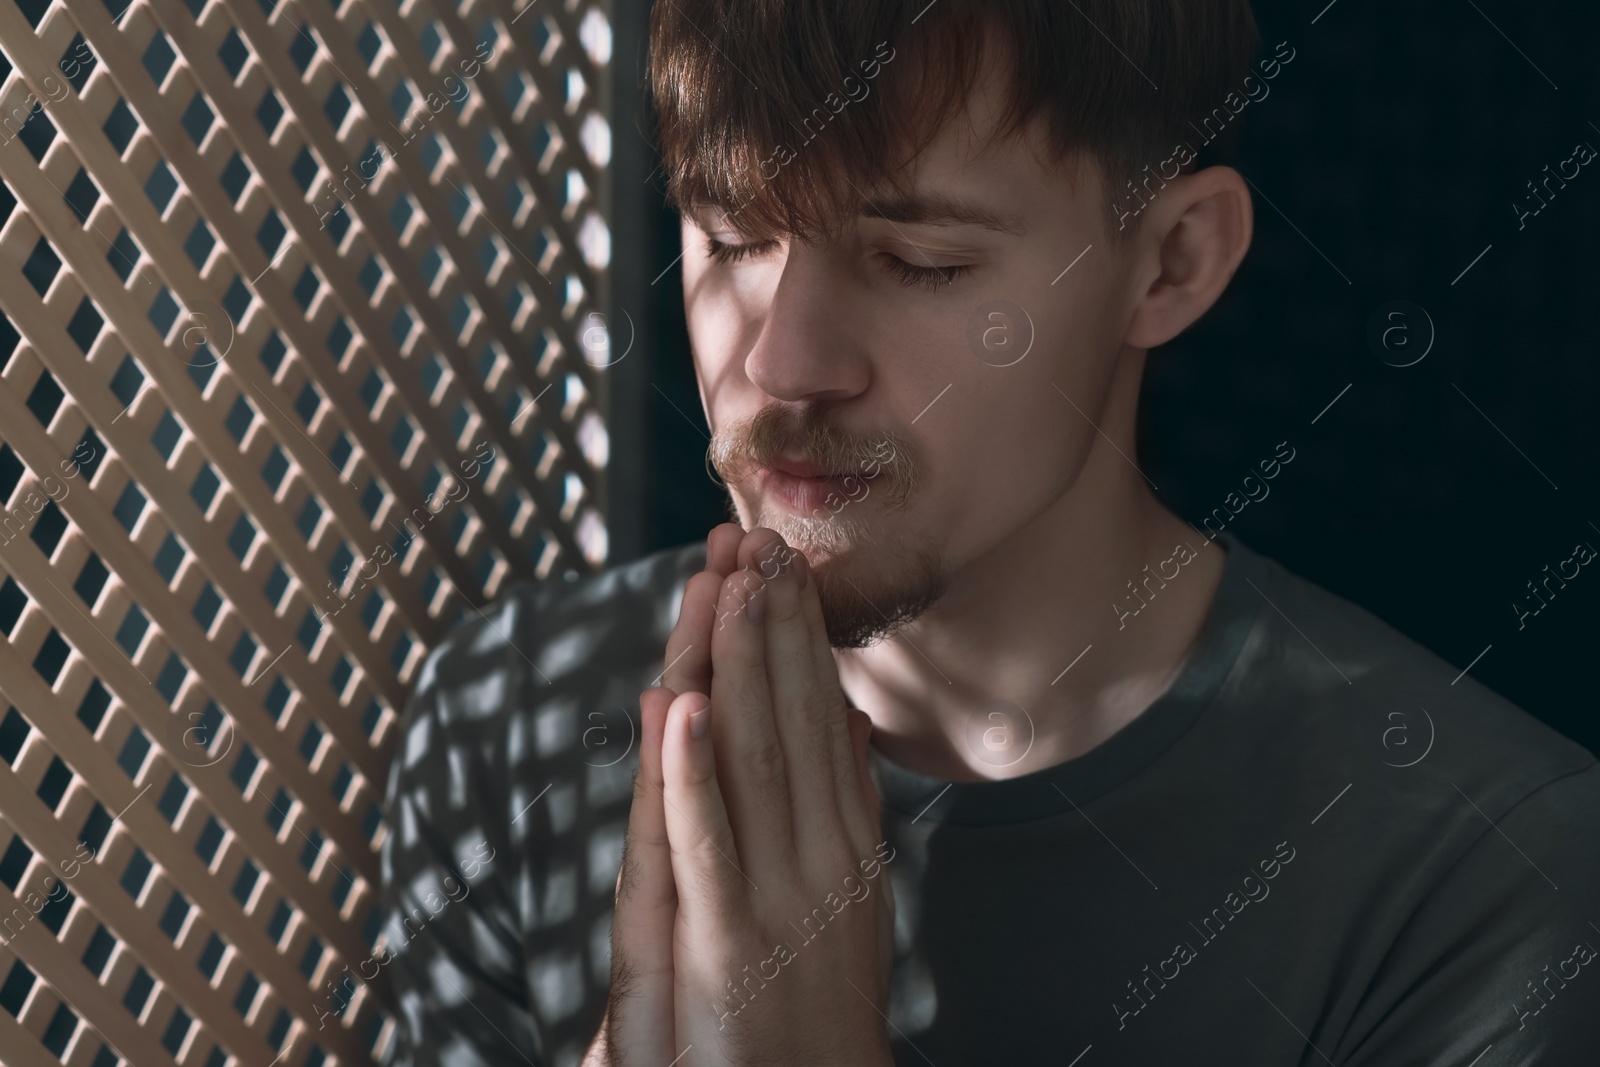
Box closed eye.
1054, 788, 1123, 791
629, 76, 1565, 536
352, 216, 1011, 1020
704, 235, 779, 265
877, 253, 975, 292
705, 235, 974, 293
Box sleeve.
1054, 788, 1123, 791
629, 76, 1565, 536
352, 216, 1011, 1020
1339, 763, 1600, 1067
379, 649, 545, 1067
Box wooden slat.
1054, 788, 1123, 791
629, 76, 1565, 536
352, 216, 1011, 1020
0, 636, 373, 1065
0, 0, 613, 1063
210, 0, 599, 554
63, 0, 495, 653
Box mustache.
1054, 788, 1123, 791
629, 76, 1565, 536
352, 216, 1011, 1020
706, 406, 919, 511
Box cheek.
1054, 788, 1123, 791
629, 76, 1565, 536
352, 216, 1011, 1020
683, 250, 735, 354
683, 263, 787, 406
685, 290, 755, 389
922, 301, 1114, 549
941, 382, 1087, 522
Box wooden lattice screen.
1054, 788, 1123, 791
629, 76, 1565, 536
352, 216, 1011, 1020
0, 0, 613, 1062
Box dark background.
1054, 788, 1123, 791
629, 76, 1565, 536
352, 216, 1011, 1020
606, 0, 1600, 758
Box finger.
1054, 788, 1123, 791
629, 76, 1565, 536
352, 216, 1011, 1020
794, 545, 837, 684
608, 687, 678, 1064
659, 525, 745, 700
617, 687, 675, 913
705, 522, 745, 576
745, 531, 858, 857
797, 549, 881, 850
662, 570, 723, 698
660, 691, 749, 932
708, 563, 796, 872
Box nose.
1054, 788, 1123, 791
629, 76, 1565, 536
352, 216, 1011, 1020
742, 241, 871, 404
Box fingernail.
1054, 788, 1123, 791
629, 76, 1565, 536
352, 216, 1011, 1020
688, 703, 711, 739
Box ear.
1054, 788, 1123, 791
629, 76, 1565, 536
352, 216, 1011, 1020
1122, 165, 1253, 350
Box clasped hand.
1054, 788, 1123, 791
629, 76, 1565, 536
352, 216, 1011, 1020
584, 525, 897, 1067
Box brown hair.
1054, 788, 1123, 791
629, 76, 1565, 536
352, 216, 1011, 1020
648, 0, 1262, 245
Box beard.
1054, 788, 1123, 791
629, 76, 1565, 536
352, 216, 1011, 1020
708, 403, 949, 649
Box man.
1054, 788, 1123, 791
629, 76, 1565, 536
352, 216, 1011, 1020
380, 1, 1600, 1063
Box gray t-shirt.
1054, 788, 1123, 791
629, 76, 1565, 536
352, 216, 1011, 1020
378, 531, 1600, 1066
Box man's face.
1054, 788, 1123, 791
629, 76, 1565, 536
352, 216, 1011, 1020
683, 51, 1145, 649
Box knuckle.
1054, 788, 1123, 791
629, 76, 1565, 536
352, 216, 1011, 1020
808, 841, 860, 890
725, 569, 761, 599
823, 706, 852, 748
766, 577, 804, 622
690, 832, 735, 883
681, 756, 718, 789
747, 737, 787, 782
797, 691, 842, 746
718, 613, 767, 668
692, 860, 723, 900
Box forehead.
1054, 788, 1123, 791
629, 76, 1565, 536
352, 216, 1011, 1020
695, 54, 1090, 237
889, 55, 1084, 211
670, 14, 1096, 242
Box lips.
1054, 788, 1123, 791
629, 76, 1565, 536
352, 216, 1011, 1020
753, 461, 856, 515
765, 456, 845, 479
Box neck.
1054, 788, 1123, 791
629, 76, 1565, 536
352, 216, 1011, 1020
831, 372, 1227, 783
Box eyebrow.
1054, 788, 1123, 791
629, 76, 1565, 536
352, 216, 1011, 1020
859, 193, 1027, 236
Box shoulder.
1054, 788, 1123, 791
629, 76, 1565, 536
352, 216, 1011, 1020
382, 540, 706, 827
412, 540, 706, 712
1222, 531, 1595, 798
376, 547, 703, 1065
1200, 533, 1597, 893
1207, 537, 1600, 1059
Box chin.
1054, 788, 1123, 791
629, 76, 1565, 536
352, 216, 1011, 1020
817, 546, 948, 649
743, 501, 947, 649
